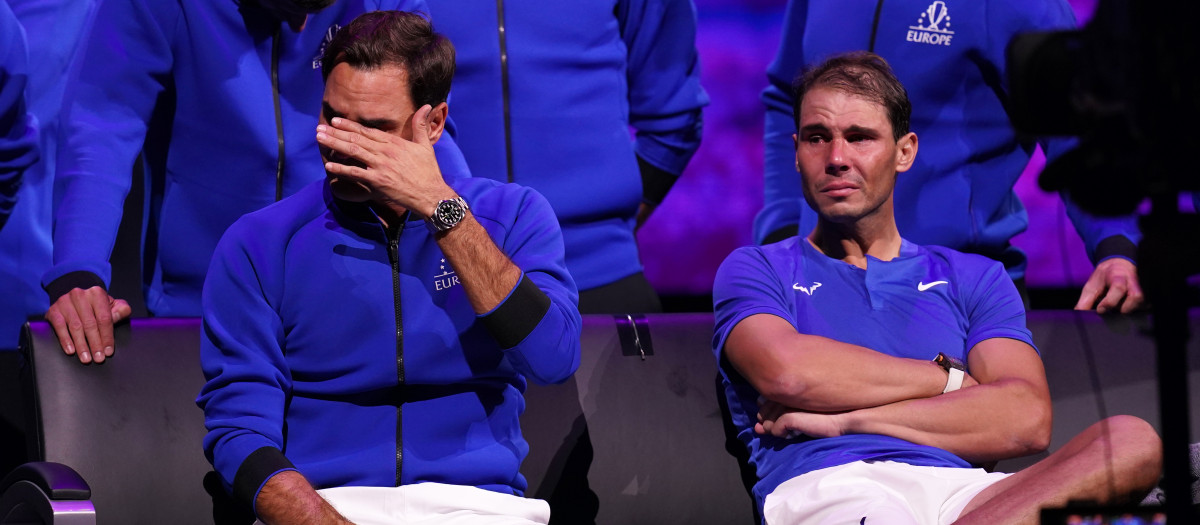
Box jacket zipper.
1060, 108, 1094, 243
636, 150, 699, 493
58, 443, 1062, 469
271, 26, 286, 201
387, 226, 405, 486
495, 0, 515, 183
868, 0, 885, 52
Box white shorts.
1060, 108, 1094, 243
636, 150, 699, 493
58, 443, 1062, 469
763, 460, 1010, 525
255, 483, 550, 525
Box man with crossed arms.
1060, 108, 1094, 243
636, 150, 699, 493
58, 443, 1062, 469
712, 51, 1162, 523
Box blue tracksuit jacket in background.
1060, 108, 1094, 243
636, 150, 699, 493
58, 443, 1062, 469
0, 0, 37, 230
0, 0, 97, 348
426, 0, 707, 291
756, 0, 1140, 279
44, 0, 469, 315
197, 177, 581, 513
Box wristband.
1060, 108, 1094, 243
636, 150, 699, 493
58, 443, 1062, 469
942, 367, 965, 394
933, 352, 966, 394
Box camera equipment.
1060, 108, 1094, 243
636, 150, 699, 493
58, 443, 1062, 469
1009, 1, 1200, 521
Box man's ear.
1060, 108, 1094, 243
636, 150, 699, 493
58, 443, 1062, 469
894, 132, 918, 173
793, 133, 800, 171
426, 102, 448, 145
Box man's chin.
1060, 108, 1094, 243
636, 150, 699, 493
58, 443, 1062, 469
816, 204, 867, 224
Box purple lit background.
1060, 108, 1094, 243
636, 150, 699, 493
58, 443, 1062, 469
639, 0, 1102, 297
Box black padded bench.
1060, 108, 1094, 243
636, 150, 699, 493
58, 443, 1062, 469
3, 311, 1199, 523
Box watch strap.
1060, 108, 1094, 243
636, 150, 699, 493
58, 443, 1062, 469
942, 367, 965, 394
933, 352, 966, 394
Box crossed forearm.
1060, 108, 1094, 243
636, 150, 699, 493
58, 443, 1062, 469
759, 339, 1054, 464
838, 376, 1052, 463
727, 316, 954, 412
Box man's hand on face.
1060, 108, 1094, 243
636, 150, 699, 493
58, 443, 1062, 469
1074, 258, 1145, 315
316, 104, 452, 218
45, 287, 132, 364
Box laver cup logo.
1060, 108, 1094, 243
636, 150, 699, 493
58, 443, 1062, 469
313, 24, 342, 69
906, 1, 954, 46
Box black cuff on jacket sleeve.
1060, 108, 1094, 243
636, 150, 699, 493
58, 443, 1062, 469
762, 225, 799, 245
1094, 235, 1138, 264
44, 271, 107, 304
232, 446, 296, 509
638, 155, 679, 206
482, 275, 551, 349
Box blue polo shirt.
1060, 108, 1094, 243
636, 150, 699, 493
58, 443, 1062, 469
712, 236, 1034, 511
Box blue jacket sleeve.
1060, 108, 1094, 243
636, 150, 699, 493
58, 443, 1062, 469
478, 186, 581, 386
617, 0, 708, 204
1046, 137, 1140, 263
196, 217, 295, 509
987, 0, 1140, 264
1059, 186, 1140, 264
756, 0, 809, 245
43, 0, 177, 292
0, 1, 38, 229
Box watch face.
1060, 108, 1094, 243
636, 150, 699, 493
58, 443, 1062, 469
935, 353, 965, 371
436, 200, 465, 226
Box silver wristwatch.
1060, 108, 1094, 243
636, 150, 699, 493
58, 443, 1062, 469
426, 196, 470, 233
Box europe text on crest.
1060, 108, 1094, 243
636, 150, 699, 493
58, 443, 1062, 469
906, 1, 955, 46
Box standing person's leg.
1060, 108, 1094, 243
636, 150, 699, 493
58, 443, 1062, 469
954, 415, 1162, 525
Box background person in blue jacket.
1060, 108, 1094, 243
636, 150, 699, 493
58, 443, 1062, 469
0, 0, 99, 480
715, 51, 1160, 523
0, 0, 97, 354
41, 0, 471, 364
756, 0, 1143, 314
425, 0, 708, 314
197, 12, 581, 524
0, 0, 38, 234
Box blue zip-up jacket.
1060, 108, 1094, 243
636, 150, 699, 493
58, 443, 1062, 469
756, 0, 1139, 279
44, 0, 470, 315
426, 0, 707, 291
197, 177, 581, 513
0, 0, 37, 230
0, 0, 98, 348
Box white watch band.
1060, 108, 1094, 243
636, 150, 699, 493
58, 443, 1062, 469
942, 367, 965, 394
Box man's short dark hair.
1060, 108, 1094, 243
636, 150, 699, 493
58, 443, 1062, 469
792, 51, 911, 141
321, 11, 455, 109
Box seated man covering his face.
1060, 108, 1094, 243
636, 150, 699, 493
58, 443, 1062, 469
712, 51, 1162, 524
197, 11, 581, 525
